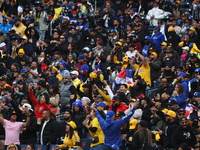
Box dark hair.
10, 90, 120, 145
116, 91, 128, 104
28, 144, 35, 150
40, 93, 49, 104
50, 84, 59, 96
66, 125, 74, 139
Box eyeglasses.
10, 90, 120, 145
178, 113, 185, 116
181, 121, 187, 124
63, 78, 68, 79
60, 37, 65, 39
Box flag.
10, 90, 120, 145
115, 69, 134, 85
185, 103, 195, 119
95, 59, 101, 71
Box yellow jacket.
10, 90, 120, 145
97, 89, 111, 105
12, 23, 27, 36
58, 131, 80, 149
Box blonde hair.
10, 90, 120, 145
6, 143, 18, 150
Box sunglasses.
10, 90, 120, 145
181, 121, 187, 124
178, 113, 185, 116
60, 37, 65, 39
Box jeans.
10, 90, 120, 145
90, 144, 104, 150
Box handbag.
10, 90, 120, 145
90, 136, 99, 143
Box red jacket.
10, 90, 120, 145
29, 89, 51, 119
108, 102, 128, 114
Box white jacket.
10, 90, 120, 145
146, 7, 164, 27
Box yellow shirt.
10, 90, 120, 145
134, 64, 151, 86
58, 131, 80, 149
89, 117, 104, 147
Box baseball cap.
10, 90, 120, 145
115, 41, 122, 46
0, 76, 7, 81
44, 67, 52, 72
81, 97, 91, 104
78, 55, 85, 60
188, 27, 196, 32
165, 110, 176, 118
25, 17, 32, 21
153, 26, 160, 30
110, 29, 117, 33
129, 119, 138, 129
144, 36, 151, 40
182, 46, 189, 51
168, 99, 177, 105
0, 42, 6, 48
177, 108, 186, 113
22, 103, 33, 111
10, 110, 17, 116
72, 100, 83, 108
82, 47, 91, 53
177, 72, 186, 78
38, 80, 46, 88
54, 51, 61, 55
38, 73, 47, 79
116, 111, 125, 117
70, 70, 79, 76
18, 48, 25, 54
20, 68, 28, 73
97, 95, 104, 100
151, 52, 158, 58
194, 92, 200, 97
67, 121, 77, 129
9, 29, 16, 33
168, 26, 175, 32
111, 96, 121, 102
195, 68, 200, 73
2, 95, 8, 100
63, 16, 70, 20
106, 111, 115, 122
161, 42, 167, 46
96, 102, 106, 108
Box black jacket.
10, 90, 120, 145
39, 119, 59, 144
164, 121, 179, 149
171, 125, 197, 149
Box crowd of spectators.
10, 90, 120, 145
0, 0, 200, 150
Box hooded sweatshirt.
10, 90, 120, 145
95, 108, 136, 148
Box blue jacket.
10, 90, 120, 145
151, 32, 165, 51
170, 93, 187, 109
142, 45, 151, 57
95, 108, 136, 148
181, 80, 189, 97
0, 23, 12, 34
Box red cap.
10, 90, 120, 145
72, 11, 78, 14
97, 38, 103, 42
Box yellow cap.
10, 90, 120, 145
123, 56, 129, 62
165, 110, 176, 118
115, 41, 122, 46
161, 42, 167, 46
89, 72, 97, 79
67, 121, 77, 129
52, 66, 58, 72
18, 48, 25, 54
175, 0, 180, 3
168, 26, 175, 32
151, 52, 158, 58
178, 41, 184, 47
188, 27, 196, 32
129, 119, 138, 129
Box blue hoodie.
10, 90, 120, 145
95, 108, 136, 148
151, 32, 165, 51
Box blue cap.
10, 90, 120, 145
20, 68, 28, 73
130, 33, 138, 38
72, 101, 83, 108
131, 8, 137, 12
25, 17, 32, 21
195, 68, 200, 73
106, 111, 115, 122
110, 29, 117, 33
153, 26, 160, 30
194, 92, 200, 97
78, 55, 85, 60
96, 102, 107, 108
118, 15, 124, 19
78, 16, 84, 19
2, 95, 8, 100
60, 62, 67, 68
145, 36, 151, 40
177, 72, 186, 78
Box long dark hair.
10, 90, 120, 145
50, 84, 59, 96
66, 125, 74, 139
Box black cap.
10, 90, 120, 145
90, 28, 98, 32
82, 84, 89, 88
0, 76, 6, 81
38, 80, 46, 88
97, 95, 104, 100
44, 39, 50, 45
168, 99, 177, 105
139, 120, 148, 127
9, 29, 16, 33
54, 51, 61, 55
139, 96, 150, 103
10, 110, 17, 116
190, 53, 197, 58
116, 111, 125, 117
38, 73, 47, 79
166, 50, 174, 55
44, 67, 52, 72
115, 63, 122, 66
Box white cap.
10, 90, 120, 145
0, 42, 6, 48
70, 70, 79, 76
182, 46, 189, 51
81, 97, 91, 104
22, 103, 33, 111
63, 16, 70, 20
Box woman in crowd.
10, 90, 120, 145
49, 84, 60, 115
